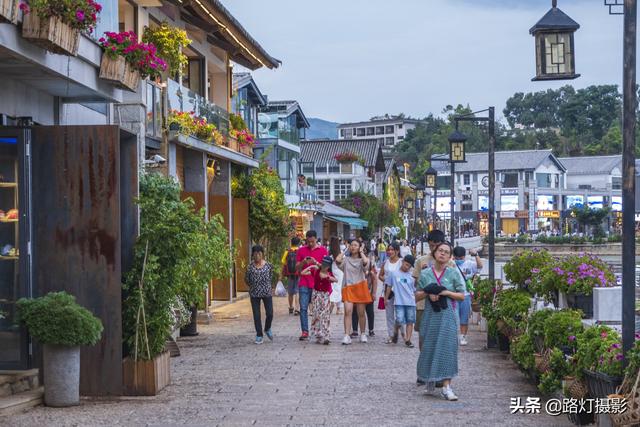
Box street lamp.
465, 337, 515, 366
530, 0, 636, 356
425, 167, 438, 230
448, 130, 467, 163
530, 0, 580, 81
416, 186, 425, 235
405, 197, 414, 210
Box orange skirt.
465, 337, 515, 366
342, 280, 373, 304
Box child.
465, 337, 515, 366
303, 256, 336, 344
387, 254, 417, 348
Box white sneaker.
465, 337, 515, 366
360, 333, 368, 343
342, 335, 352, 345
460, 335, 468, 346
441, 386, 458, 401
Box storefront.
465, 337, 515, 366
536, 210, 561, 231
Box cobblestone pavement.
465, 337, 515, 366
3, 297, 571, 427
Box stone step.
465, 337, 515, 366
0, 386, 43, 417
0, 370, 40, 397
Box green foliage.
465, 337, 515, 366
542, 309, 583, 351
571, 206, 611, 238
575, 325, 623, 377
17, 292, 103, 346
229, 114, 248, 132
624, 337, 640, 380
142, 22, 191, 76
123, 173, 232, 360
494, 289, 531, 332
527, 309, 555, 348
336, 190, 398, 233
549, 253, 617, 295
511, 333, 535, 371
503, 249, 552, 294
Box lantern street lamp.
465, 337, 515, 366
405, 197, 414, 211
448, 130, 467, 163
530, 0, 580, 81
416, 185, 425, 235
425, 167, 437, 189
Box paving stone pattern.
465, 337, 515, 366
3, 297, 571, 427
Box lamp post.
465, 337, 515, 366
425, 167, 438, 230
405, 197, 414, 239
451, 109, 496, 284
416, 186, 425, 236
448, 130, 467, 247
531, 0, 637, 356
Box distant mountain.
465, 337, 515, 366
306, 118, 339, 140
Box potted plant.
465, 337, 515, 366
142, 22, 191, 79
503, 248, 553, 296
575, 325, 624, 398
334, 152, 361, 164
16, 291, 103, 407
21, 0, 102, 56
98, 31, 167, 91
552, 253, 616, 318
541, 309, 583, 354
610, 335, 640, 427
0, 0, 18, 23
527, 309, 555, 353
493, 288, 531, 352
510, 332, 535, 378
167, 110, 224, 145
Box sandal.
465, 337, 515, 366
405, 341, 414, 348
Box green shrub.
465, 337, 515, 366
549, 253, 616, 295
494, 288, 531, 332
575, 325, 623, 377
503, 249, 553, 294
538, 348, 572, 394
17, 292, 103, 346
527, 309, 555, 351
542, 309, 583, 351
511, 333, 535, 371
538, 371, 562, 395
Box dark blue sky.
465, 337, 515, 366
226, 1, 623, 123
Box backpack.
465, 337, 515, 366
285, 249, 298, 277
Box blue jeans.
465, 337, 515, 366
299, 286, 313, 332
458, 294, 472, 326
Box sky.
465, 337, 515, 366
225, 0, 624, 123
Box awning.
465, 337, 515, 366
327, 216, 368, 230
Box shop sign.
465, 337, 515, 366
501, 189, 518, 195
478, 190, 489, 196
515, 210, 529, 219
500, 211, 516, 218
614, 211, 623, 219
477, 212, 488, 220
536, 210, 560, 219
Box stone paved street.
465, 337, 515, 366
3, 297, 571, 427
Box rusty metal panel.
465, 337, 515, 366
120, 132, 138, 278
233, 198, 249, 293
209, 195, 230, 300
31, 125, 122, 396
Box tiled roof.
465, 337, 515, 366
261, 100, 310, 128
432, 149, 565, 173
232, 73, 266, 106
559, 155, 622, 175
300, 139, 386, 172
338, 117, 421, 128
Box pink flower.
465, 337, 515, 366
601, 331, 608, 339
568, 335, 576, 342
19, 2, 29, 13
76, 10, 85, 22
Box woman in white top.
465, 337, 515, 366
400, 240, 412, 258
378, 242, 403, 343
329, 237, 344, 315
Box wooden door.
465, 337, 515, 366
209, 195, 230, 300
233, 198, 249, 292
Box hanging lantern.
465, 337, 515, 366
530, 0, 580, 81
425, 167, 437, 189
448, 130, 467, 163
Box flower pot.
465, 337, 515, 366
99, 55, 140, 92
22, 13, 80, 56
42, 344, 80, 407
583, 369, 623, 399
497, 332, 510, 353
239, 145, 253, 156
566, 293, 593, 318
566, 410, 595, 426
0, 0, 18, 24
471, 301, 481, 313
179, 306, 199, 337
533, 335, 545, 353
122, 351, 171, 396
227, 137, 239, 152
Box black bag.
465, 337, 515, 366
285, 249, 298, 277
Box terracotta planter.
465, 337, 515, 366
0, 0, 18, 24
122, 351, 170, 396
239, 144, 253, 156
227, 137, 239, 152
471, 301, 481, 313
99, 55, 140, 92
22, 13, 79, 56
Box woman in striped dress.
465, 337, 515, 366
416, 241, 466, 401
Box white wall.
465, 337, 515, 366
0, 77, 55, 125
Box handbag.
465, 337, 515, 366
377, 296, 385, 310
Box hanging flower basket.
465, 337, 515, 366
99, 55, 140, 92
0, 0, 18, 24
334, 152, 361, 164
22, 13, 80, 56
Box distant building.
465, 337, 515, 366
337, 116, 421, 152
232, 73, 267, 136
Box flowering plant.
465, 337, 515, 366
168, 110, 224, 145
230, 128, 255, 148
503, 249, 553, 295
142, 23, 191, 76
549, 253, 616, 295
575, 325, 624, 377
541, 309, 583, 352
334, 152, 361, 163
22, 0, 102, 33
99, 31, 167, 79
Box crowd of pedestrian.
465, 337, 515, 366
243, 228, 482, 401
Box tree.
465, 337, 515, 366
335, 191, 399, 235
572, 205, 611, 237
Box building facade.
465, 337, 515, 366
337, 116, 420, 153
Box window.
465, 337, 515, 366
385, 137, 394, 146
302, 163, 314, 174
536, 173, 551, 188
503, 173, 518, 188
462, 204, 473, 211
316, 180, 330, 200
378, 138, 385, 145
340, 129, 345, 137
612, 176, 622, 190
385, 126, 394, 134
315, 164, 327, 174
398, 124, 403, 129
463, 174, 470, 185
398, 135, 404, 141
437, 175, 451, 189
334, 179, 352, 200
366, 127, 374, 136
340, 163, 353, 174
376, 126, 384, 135
356, 128, 365, 137
328, 165, 340, 173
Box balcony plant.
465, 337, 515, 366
334, 151, 362, 164
21, 0, 102, 56
122, 173, 233, 395
16, 291, 103, 407
98, 31, 167, 91
168, 110, 224, 145
142, 22, 190, 78
229, 114, 256, 153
